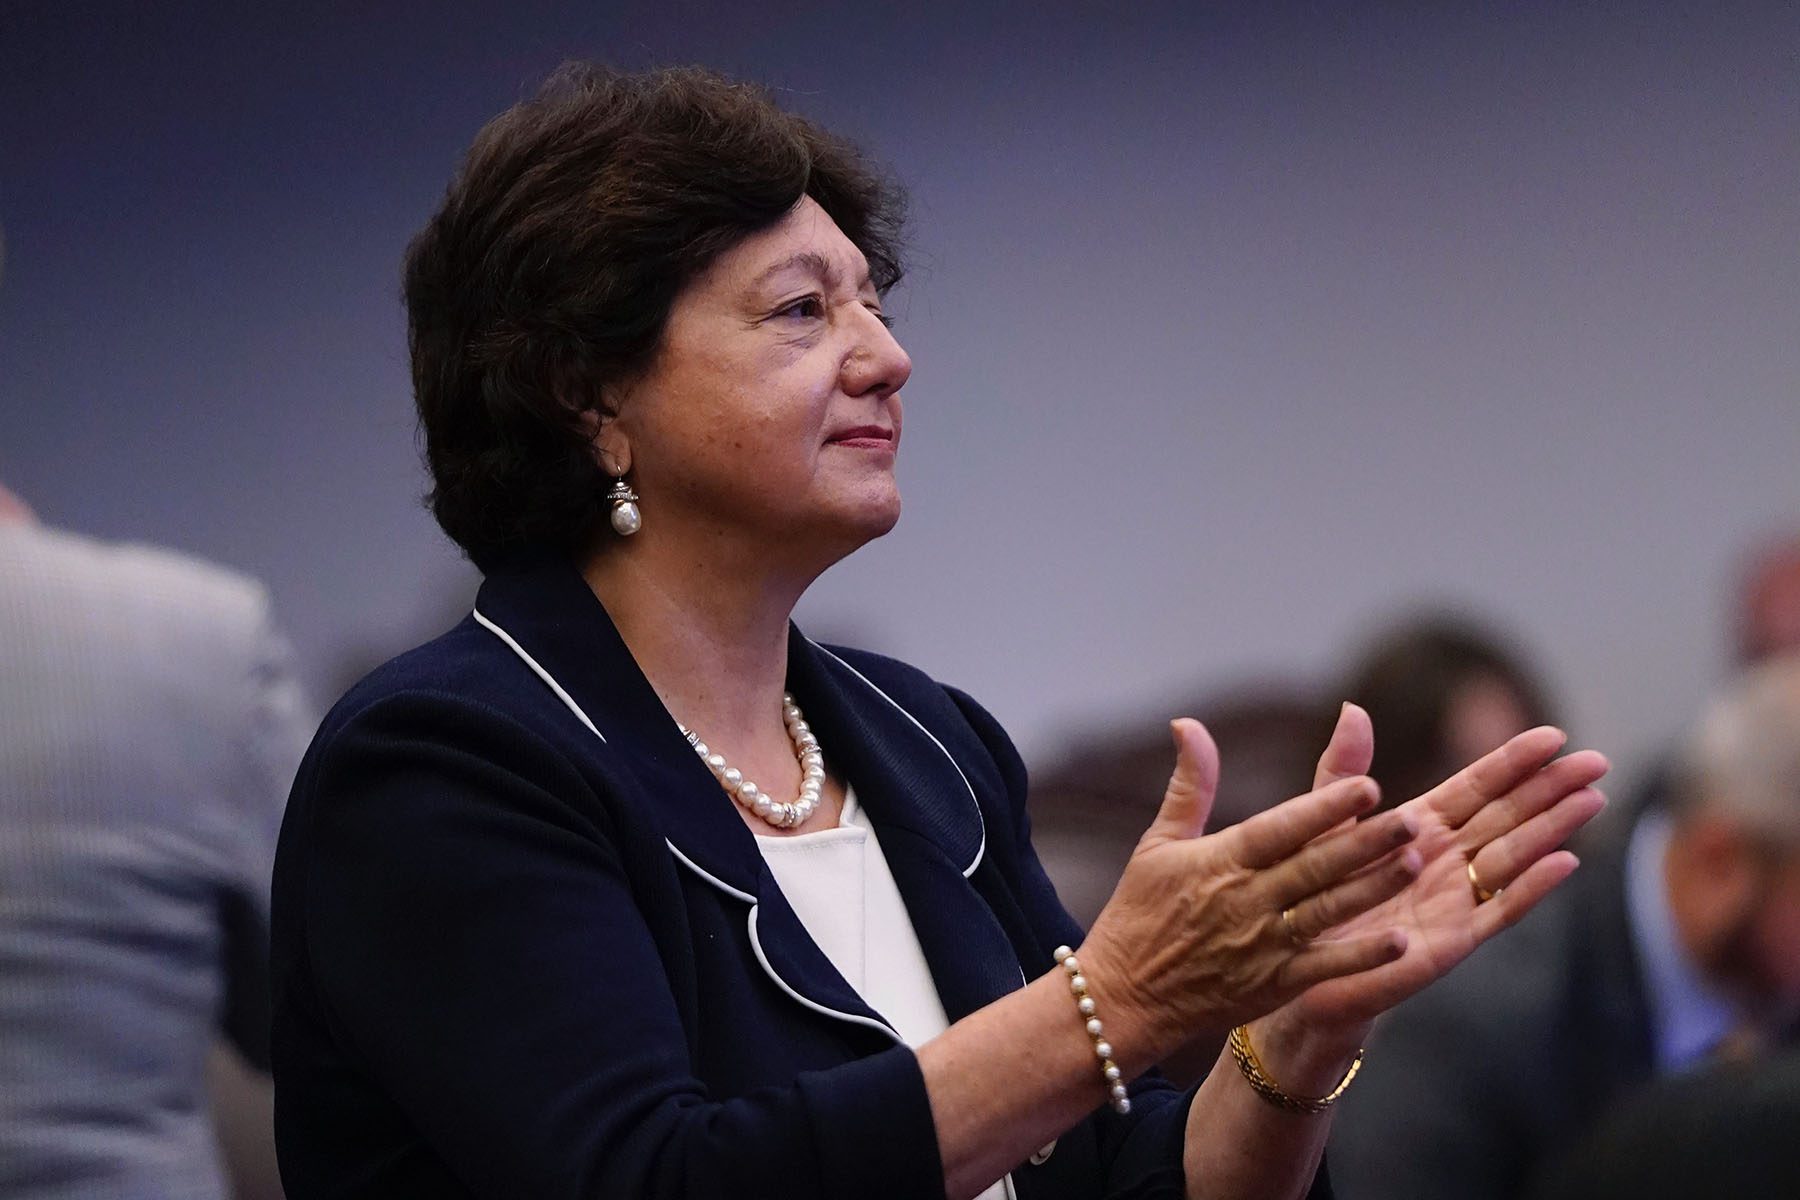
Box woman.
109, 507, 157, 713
1339, 615, 1557, 814
270, 65, 1609, 1200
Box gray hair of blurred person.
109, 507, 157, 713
1664, 651, 1800, 1014
1676, 652, 1800, 843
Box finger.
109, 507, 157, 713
1456, 749, 1610, 850
1229, 775, 1381, 869
1468, 786, 1606, 893
1279, 928, 1410, 993
1471, 850, 1581, 943
1266, 807, 1419, 909
1429, 726, 1568, 827
1143, 718, 1221, 843
1283, 844, 1423, 939
1313, 701, 1374, 791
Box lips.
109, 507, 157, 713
826, 425, 895, 448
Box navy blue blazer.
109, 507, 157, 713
271, 560, 1323, 1199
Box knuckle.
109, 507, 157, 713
1287, 858, 1328, 898
1306, 889, 1342, 929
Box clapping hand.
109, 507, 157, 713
1282, 702, 1608, 1032
1077, 703, 1606, 1072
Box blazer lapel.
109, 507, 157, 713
472, 561, 898, 1043
789, 633, 1027, 1022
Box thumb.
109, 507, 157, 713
1314, 701, 1375, 790
1145, 717, 1220, 843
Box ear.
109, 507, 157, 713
581, 387, 632, 478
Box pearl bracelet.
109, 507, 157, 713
1052, 945, 1131, 1114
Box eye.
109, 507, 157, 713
867, 304, 895, 330
774, 295, 825, 321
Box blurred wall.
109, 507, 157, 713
3, 0, 1796, 783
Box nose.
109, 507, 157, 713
841, 307, 912, 399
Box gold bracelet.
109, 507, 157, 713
1227, 1023, 1364, 1114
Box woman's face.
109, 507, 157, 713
601, 196, 911, 570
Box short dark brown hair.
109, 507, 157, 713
404, 64, 906, 571
1341, 616, 1556, 811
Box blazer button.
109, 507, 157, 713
1029, 1140, 1056, 1165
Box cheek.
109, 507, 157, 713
1444, 681, 1531, 765
732, 359, 835, 445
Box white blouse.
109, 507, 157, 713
757, 787, 1017, 1200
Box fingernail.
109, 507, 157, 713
1393, 813, 1417, 842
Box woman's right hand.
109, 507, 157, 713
1075, 717, 1420, 1071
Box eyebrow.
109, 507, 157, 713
751, 250, 873, 293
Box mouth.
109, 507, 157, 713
825, 425, 896, 450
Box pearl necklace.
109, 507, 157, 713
681, 692, 825, 830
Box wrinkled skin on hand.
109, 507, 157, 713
1078, 704, 1607, 1067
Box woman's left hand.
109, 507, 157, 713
1277, 703, 1608, 1034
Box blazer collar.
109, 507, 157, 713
471, 560, 985, 893
471, 560, 1016, 1028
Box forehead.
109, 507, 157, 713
707, 196, 873, 294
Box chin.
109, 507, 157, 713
862, 493, 902, 537
866, 489, 903, 539
804, 495, 901, 565
832, 477, 901, 532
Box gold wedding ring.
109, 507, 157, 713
1281, 906, 1310, 946
1467, 860, 1498, 905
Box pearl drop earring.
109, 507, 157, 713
605, 475, 642, 536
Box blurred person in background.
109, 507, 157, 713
1330, 651, 1800, 1200
1030, 617, 1551, 1088
1338, 615, 1557, 817
269, 65, 1609, 1200
1737, 533, 1800, 667
0, 481, 314, 1198
1619, 532, 1800, 823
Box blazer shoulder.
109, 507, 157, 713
815, 644, 998, 748
815, 642, 1026, 808
314, 617, 588, 761
291, 622, 619, 864
815, 643, 941, 699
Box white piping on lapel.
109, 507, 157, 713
807, 640, 987, 879
668, 841, 903, 1044
748, 908, 903, 1044
662, 839, 754, 904
472, 608, 606, 741
473, 607, 903, 1045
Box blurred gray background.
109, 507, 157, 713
3, 0, 1796, 783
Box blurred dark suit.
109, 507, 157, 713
1527, 1049, 1800, 1200
1329, 818, 1656, 1200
